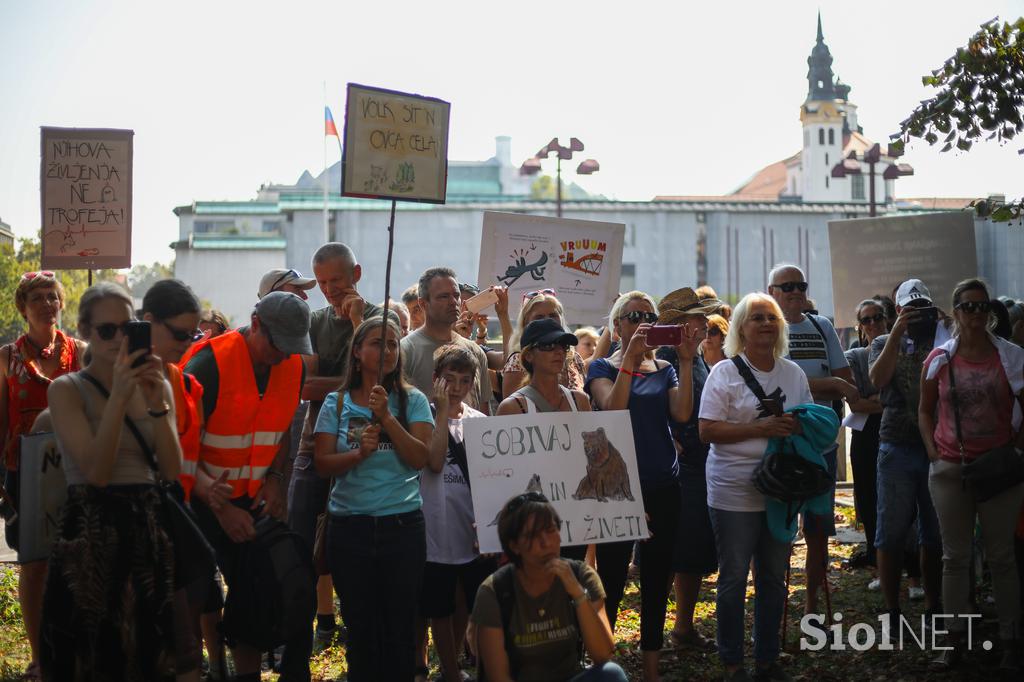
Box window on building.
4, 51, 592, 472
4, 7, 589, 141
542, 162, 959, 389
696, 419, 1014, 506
620, 263, 636, 293
828, 128, 835, 145
851, 174, 865, 200
193, 220, 236, 234
261, 220, 281, 233
825, 153, 829, 166
825, 176, 830, 189
818, 128, 825, 145
696, 212, 706, 224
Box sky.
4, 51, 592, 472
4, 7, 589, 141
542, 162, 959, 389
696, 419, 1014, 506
1, 0, 1022, 267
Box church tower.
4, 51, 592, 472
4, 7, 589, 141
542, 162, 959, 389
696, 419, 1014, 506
798, 14, 848, 202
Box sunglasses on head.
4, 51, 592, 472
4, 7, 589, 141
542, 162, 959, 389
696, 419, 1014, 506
522, 288, 557, 302
21, 271, 55, 281
620, 310, 658, 325
859, 312, 886, 325
160, 319, 205, 342
770, 281, 808, 293
93, 321, 131, 341
269, 269, 299, 292
955, 300, 992, 314
506, 490, 548, 512
460, 282, 480, 296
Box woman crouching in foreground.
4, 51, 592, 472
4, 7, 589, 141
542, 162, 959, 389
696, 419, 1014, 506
471, 491, 627, 682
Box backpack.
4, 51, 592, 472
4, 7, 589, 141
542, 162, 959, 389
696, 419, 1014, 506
221, 516, 316, 650
477, 559, 588, 682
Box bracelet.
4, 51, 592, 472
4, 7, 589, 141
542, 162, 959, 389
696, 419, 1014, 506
619, 367, 643, 377
147, 403, 170, 418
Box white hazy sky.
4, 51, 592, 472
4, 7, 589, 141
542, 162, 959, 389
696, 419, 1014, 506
2, 0, 1022, 266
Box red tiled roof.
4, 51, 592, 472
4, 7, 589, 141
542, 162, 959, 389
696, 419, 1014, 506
728, 152, 800, 198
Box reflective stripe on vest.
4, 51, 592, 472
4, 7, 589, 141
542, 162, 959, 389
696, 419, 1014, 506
197, 330, 302, 499
169, 363, 205, 501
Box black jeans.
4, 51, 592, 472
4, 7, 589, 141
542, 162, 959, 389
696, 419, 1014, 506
327, 510, 426, 682
562, 481, 680, 651
850, 413, 881, 565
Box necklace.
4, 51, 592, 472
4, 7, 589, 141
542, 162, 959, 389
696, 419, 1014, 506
24, 334, 57, 360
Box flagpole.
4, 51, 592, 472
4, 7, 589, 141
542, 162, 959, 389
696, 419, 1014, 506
322, 82, 329, 243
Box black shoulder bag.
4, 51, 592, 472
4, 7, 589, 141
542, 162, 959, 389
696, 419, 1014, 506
943, 350, 1024, 501
80, 372, 217, 589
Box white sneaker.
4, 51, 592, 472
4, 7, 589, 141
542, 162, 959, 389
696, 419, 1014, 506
868, 578, 881, 591
908, 586, 925, 601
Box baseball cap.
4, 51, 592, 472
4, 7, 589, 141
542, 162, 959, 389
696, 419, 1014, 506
895, 279, 933, 307
258, 268, 316, 299
254, 292, 313, 355
520, 318, 578, 351
658, 287, 723, 324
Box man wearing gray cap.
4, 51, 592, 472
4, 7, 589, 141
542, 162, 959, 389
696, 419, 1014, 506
184, 291, 315, 682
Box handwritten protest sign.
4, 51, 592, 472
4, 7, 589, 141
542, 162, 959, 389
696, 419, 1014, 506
40, 127, 133, 270
477, 212, 625, 326
463, 410, 648, 554
341, 83, 451, 204
828, 212, 977, 329
17, 433, 67, 563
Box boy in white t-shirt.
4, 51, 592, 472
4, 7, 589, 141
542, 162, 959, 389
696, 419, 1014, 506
416, 343, 496, 682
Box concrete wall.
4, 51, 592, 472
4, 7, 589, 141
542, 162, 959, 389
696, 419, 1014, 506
175, 247, 284, 325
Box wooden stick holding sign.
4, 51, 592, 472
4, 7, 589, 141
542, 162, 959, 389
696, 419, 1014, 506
340, 83, 451, 379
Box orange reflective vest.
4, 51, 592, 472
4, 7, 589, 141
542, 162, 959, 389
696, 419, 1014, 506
197, 330, 302, 499
167, 363, 204, 500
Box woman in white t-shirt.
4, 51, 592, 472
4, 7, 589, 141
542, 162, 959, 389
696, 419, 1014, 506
698, 292, 812, 682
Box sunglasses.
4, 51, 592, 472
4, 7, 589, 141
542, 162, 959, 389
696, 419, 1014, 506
955, 300, 992, 314
770, 281, 808, 293
269, 269, 299, 292
620, 310, 659, 325
534, 341, 572, 353
522, 288, 557, 302
748, 313, 780, 324
858, 313, 886, 325
160, 319, 205, 342
21, 271, 55, 281
706, 327, 722, 337
93, 321, 131, 341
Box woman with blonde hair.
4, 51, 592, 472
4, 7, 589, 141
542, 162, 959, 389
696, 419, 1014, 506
501, 291, 586, 398
698, 292, 812, 681
1, 271, 85, 681
585, 290, 701, 682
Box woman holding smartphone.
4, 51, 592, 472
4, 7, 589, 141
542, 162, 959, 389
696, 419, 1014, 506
41, 282, 183, 681
585, 290, 700, 682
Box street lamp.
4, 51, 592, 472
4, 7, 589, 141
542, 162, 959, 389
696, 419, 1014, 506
519, 137, 600, 218
830, 143, 914, 216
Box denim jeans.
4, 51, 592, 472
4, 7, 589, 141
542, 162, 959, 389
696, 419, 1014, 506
327, 510, 426, 682
568, 661, 629, 682
287, 453, 330, 552
875, 441, 941, 551
709, 507, 790, 666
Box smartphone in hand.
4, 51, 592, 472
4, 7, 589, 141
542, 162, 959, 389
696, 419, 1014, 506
465, 289, 499, 315
645, 325, 682, 347
124, 321, 151, 368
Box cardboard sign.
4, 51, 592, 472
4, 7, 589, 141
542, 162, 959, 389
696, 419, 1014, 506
341, 83, 451, 204
828, 212, 978, 329
17, 433, 67, 563
463, 410, 649, 554
40, 127, 133, 270
477, 212, 625, 326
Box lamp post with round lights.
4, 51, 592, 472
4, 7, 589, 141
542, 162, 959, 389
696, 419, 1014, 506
519, 137, 600, 218
831, 142, 914, 216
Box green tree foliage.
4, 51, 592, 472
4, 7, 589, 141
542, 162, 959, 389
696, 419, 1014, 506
892, 17, 1024, 222
530, 175, 558, 199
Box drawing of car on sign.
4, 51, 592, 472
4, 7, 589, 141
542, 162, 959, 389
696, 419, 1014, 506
559, 250, 603, 276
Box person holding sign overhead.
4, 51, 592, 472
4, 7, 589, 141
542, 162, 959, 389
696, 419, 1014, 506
585, 291, 701, 682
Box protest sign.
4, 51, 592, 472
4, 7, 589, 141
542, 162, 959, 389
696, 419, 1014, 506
477, 212, 625, 326
463, 410, 648, 554
341, 83, 451, 204
17, 433, 67, 563
828, 212, 978, 329
40, 127, 133, 270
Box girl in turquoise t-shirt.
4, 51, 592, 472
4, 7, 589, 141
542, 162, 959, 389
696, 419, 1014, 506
313, 316, 433, 682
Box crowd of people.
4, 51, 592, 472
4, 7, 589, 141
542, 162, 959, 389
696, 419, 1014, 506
3, 247, 1024, 682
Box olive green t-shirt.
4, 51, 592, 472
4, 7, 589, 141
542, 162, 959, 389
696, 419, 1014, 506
471, 563, 605, 682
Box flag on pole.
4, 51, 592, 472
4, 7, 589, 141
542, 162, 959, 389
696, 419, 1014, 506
325, 106, 339, 137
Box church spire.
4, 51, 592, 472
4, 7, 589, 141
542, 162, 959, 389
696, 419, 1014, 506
807, 12, 836, 101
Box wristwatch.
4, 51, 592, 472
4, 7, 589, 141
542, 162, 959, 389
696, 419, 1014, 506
571, 589, 590, 607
